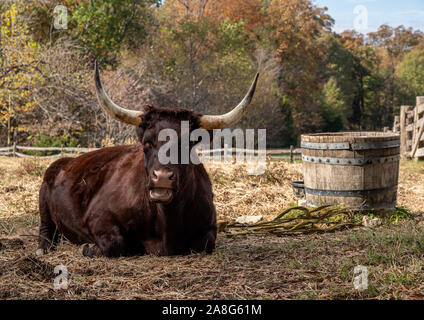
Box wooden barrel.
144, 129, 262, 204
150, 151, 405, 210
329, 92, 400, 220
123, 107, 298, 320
301, 132, 400, 210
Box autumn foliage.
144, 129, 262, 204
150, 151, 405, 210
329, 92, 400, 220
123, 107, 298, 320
1, 0, 424, 147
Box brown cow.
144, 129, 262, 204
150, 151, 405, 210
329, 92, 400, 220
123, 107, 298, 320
36, 61, 258, 257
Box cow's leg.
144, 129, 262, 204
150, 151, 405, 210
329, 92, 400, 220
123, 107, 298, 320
143, 238, 165, 256
83, 224, 127, 258
189, 229, 216, 254
37, 185, 59, 256
80, 243, 101, 257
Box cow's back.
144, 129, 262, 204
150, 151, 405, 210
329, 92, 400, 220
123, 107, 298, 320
40, 144, 147, 245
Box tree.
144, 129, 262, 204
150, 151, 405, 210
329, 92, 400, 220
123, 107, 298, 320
320, 77, 345, 132
207, 0, 264, 33
366, 25, 424, 127
70, 0, 155, 63
368, 25, 424, 59
396, 45, 424, 105
21, 0, 156, 64
339, 30, 377, 129
0, 2, 42, 144
142, 0, 254, 114
266, 0, 334, 135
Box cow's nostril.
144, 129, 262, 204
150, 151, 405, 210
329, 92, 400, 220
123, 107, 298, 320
152, 170, 160, 181
152, 169, 174, 185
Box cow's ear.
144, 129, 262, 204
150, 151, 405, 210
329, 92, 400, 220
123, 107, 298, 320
136, 126, 145, 142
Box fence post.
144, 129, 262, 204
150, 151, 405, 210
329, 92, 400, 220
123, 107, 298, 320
61, 143, 64, 157
400, 106, 407, 157
12, 142, 17, 157
411, 116, 424, 159
393, 116, 400, 133
290, 145, 294, 163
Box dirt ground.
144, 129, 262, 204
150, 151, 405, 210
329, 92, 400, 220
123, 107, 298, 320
0, 156, 423, 300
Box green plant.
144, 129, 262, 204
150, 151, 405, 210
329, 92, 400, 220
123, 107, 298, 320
69, 0, 154, 63
26, 133, 80, 156
391, 207, 414, 223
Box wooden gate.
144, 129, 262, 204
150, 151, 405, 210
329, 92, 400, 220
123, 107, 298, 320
392, 96, 424, 160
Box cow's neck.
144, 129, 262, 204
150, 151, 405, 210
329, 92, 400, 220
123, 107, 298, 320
155, 165, 198, 253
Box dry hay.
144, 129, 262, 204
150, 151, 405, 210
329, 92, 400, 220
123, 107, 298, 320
396, 160, 424, 214
206, 160, 303, 222
1, 226, 423, 300
0, 156, 423, 300
0, 156, 422, 226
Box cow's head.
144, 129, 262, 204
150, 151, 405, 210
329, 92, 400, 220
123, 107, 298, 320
94, 61, 258, 204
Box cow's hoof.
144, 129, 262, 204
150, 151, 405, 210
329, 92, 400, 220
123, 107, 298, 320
80, 243, 90, 256
36, 248, 45, 256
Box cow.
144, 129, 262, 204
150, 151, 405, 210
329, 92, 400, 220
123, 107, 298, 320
36, 61, 259, 257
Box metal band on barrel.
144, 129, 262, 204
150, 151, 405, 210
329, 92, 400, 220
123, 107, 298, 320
301, 140, 400, 150
301, 155, 400, 166
304, 199, 396, 210
305, 186, 398, 197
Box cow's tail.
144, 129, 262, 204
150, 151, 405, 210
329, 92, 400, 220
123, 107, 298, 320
37, 182, 59, 256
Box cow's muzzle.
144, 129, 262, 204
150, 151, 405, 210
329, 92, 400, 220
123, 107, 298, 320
149, 169, 176, 203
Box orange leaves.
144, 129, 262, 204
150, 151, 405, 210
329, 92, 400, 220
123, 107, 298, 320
263, 0, 335, 133
163, 0, 210, 22
269, 0, 332, 63
164, 0, 264, 33
209, 0, 264, 31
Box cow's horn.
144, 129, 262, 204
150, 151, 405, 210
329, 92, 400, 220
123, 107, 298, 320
199, 73, 259, 130
94, 60, 145, 126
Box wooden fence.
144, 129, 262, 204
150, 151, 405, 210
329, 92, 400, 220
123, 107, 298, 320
0, 144, 302, 162
392, 96, 424, 160
0, 144, 98, 158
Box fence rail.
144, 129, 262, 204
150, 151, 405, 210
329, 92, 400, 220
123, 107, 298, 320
0, 146, 13, 152
0, 145, 302, 161
392, 96, 424, 160
16, 146, 98, 153
0, 144, 99, 158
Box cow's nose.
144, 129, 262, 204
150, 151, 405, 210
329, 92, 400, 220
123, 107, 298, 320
151, 169, 175, 189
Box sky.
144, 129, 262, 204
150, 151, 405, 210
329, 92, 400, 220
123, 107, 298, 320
313, 0, 424, 33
